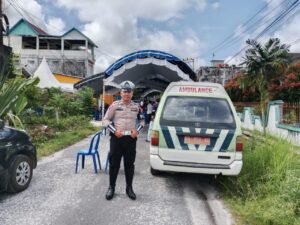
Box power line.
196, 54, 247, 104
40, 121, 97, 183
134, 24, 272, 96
12, 0, 44, 30
6, 0, 118, 65
6, 0, 28, 24
254, 0, 300, 40
7, 0, 57, 32
212, 0, 289, 54
289, 38, 300, 46
225, 0, 300, 64
211, 0, 272, 53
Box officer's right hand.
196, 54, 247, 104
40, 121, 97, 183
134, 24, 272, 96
115, 130, 123, 138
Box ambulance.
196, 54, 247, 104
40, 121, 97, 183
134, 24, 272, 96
149, 81, 243, 176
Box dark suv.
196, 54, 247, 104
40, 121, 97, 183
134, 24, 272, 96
0, 120, 37, 193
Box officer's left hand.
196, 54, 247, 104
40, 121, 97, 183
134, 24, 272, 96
130, 130, 138, 138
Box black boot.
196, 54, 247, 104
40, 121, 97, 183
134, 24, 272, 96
105, 186, 115, 200
126, 186, 136, 200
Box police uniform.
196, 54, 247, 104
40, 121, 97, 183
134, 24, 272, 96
103, 81, 143, 200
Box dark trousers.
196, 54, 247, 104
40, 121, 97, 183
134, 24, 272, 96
146, 113, 152, 124
109, 135, 137, 187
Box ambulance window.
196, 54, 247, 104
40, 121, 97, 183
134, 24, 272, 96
160, 96, 236, 129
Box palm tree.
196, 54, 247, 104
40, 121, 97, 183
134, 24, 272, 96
241, 38, 290, 134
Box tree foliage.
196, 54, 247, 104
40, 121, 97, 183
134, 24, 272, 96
241, 38, 290, 134
23, 86, 96, 120
225, 72, 260, 102
270, 60, 300, 101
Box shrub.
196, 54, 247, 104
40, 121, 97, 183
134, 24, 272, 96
218, 134, 300, 225
23, 115, 91, 145
225, 73, 259, 102
75, 87, 95, 116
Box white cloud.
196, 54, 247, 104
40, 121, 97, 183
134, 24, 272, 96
45, 18, 66, 35
225, 55, 244, 66
193, 0, 208, 11
231, 0, 285, 41
211, 2, 220, 10
54, 0, 209, 72
225, 0, 299, 64
248, 1, 300, 53
273, 14, 300, 52
233, 24, 246, 39
93, 54, 114, 75
6, 0, 210, 72
141, 30, 203, 57
54, 0, 209, 21
5, 0, 45, 30
91, 28, 206, 71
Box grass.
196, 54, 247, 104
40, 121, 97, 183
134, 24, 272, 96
36, 124, 99, 159
217, 133, 300, 225
23, 115, 100, 159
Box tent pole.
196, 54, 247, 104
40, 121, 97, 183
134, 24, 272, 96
102, 82, 105, 120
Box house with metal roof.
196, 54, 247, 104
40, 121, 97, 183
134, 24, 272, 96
3, 18, 97, 78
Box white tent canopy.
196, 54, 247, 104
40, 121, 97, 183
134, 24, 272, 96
33, 57, 74, 92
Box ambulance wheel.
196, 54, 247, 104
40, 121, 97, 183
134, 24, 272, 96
150, 167, 160, 176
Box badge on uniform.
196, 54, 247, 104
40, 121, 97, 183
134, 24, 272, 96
123, 131, 131, 135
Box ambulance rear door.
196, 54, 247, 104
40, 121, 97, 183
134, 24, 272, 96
157, 95, 238, 166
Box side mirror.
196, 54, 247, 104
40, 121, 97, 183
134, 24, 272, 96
0, 120, 4, 129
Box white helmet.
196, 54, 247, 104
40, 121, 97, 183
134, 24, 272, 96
120, 80, 135, 91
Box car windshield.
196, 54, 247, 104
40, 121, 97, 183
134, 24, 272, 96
160, 96, 236, 129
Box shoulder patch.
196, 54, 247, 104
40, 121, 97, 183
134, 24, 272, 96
108, 101, 120, 110
112, 100, 120, 105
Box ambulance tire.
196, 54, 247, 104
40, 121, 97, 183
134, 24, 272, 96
150, 167, 160, 176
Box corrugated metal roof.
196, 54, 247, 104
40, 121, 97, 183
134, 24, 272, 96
28, 21, 48, 35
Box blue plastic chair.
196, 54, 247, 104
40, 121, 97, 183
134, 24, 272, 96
75, 131, 102, 174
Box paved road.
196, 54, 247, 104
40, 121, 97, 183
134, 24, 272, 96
0, 128, 233, 225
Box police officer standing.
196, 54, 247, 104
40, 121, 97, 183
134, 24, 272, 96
103, 81, 144, 200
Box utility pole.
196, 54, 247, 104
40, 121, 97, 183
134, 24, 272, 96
0, 0, 9, 46
0, 0, 3, 45
191, 58, 194, 71
183, 57, 195, 71
0, 0, 11, 77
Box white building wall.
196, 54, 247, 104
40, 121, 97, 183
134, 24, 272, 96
63, 30, 86, 40
4, 36, 23, 52
4, 31, 95, 77
239, 101, 300, 146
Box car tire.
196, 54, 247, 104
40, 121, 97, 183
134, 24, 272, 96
150, 167, 160, 176
8, 155, 33, 193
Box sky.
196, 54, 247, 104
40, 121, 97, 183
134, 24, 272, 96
3, 0, 300, 73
